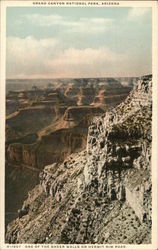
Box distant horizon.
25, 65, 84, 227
7, 74, 152, 81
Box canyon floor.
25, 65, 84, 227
5, 76, 152, 244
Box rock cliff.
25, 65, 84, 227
5, 83, 113, 226
6, 75, 152, 244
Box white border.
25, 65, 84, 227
0, 1, 158, 250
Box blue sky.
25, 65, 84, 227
6, 7, 152, 78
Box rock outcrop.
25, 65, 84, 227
84, 75, 152, 223
62, 106, 104, 128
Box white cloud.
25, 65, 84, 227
6, 36, 151, 78
128, 8, 151, 20
24, 14, 113, 34
7, 36, 59, 77
46, 47, 128, 77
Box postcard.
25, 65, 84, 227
0, 0, 158, 250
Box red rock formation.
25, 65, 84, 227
77, 87, 95, 106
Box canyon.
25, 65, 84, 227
5, 77, 133, 226
5, 75, 152, 245
6, 78, 133, 169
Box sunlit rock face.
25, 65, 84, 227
84, 75, 152, 224
6, 76, 152, 244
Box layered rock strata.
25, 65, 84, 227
6, 75, 152, 244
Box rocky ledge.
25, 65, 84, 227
6, 75, 152, 244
